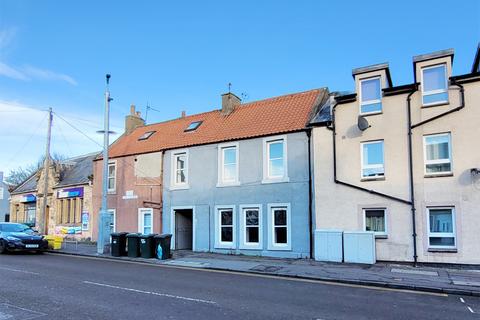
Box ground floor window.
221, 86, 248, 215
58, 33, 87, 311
108, 209, 116, 234
428, 207, 455, 249
239, 205, 262, 249
363, 208, 387, 237
57, 198, 83, 224
138, 208, 153, 234
24, 203, 36, 226
268, 204, 291, 250
215, 206, 236, 249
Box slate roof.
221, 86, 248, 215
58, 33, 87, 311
106, 88, 328, 159
309, 99, 332, 126
10, 172, 38, 194
10, 152, 98, 195
55, 153, 98, 188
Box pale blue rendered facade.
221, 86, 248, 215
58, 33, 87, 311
162, 131, 311, 259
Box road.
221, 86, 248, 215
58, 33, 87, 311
0, 253, 478, 320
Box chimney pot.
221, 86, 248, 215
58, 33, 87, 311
181, 111, 186, 118
221, 92, 241, 115
130, 104, 136, 115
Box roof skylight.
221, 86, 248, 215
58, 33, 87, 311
138, 131, 156, 141
184, 121, 203, 132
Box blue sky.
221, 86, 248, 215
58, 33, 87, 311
0, 0, 478, 175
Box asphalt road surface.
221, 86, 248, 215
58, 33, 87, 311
0, 253, 478, 320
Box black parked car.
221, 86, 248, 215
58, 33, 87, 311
0, 223, 48, 254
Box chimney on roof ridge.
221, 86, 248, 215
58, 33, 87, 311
221, 92, 241, 115
125, 104, 145, 135
181, 110, 186, 118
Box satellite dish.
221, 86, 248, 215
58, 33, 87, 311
357, 116, 370, 131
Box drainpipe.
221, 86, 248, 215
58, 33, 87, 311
306, 129, 314, 259
407, 78, 465, 266
328, 103, 412, 205
406, 86, 418, 265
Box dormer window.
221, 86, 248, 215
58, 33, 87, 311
360, 77, 382, 115
185, 121, 202, 132
421, 64, 448, 106
138, 131, 156, 141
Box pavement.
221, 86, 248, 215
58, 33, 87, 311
1, 252, 479, 319
49, 242, 480, 297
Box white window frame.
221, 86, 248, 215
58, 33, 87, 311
359, 76, 382, 115
360, 140, 385, 179
426, 207, 456, 249
214, 205, 236, 249
267, 203, 291, 251
421, 64, 449, 106
239, 204, 263, 250
107, 160, 117, 193
423, 133, 452, 176
217, 142, 240, 187
262, 135, 289, 184
138, 208, 153, 234
363, 208, 388, 237
170, 149, 189, 189
107, 208, 116, 233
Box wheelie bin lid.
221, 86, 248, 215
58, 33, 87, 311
154, 234, 172, 239
139, 234, 155, 239
111, 232, 128, 236
126, 233, 141, 238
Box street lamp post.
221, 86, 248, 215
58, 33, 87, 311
97, 74, 113, 254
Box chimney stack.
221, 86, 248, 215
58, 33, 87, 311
181, 110, 186, 118
125, 104, 145, 135
221, 92, 241, 115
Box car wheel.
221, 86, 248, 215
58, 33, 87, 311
0, 240, 6, 254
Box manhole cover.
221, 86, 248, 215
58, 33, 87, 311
250, 265, 283, 273
0, 303, 46, 320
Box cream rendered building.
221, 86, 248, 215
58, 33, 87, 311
311, 45, 480, 264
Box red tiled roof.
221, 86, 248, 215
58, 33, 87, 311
106, 88, 326, 159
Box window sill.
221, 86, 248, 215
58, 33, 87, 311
374, 234, 388, 239
170, 184, 190, 191
216, 182, 241, 188
428, 248, 457, 253
359, 111, 382, 117
239, 245, 263, 250
421, 101, 450, 108
424, 173, 453, 178
267, 245, 292, 251
261, 177, 290, 184
361, 176, 385, 182
107, 191, 116, 195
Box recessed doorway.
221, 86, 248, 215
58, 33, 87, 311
174, 209, 193, 250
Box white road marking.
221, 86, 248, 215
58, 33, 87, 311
53, 253, 448, 297
82, 281, 217, 305
460, 297, 465, 303
0, 266, 39, 275
467, 306, 474, 313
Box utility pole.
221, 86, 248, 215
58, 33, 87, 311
40, 107, 53, 234
97, 74, 112, 254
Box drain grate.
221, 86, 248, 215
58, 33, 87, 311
250, 265, 283, 273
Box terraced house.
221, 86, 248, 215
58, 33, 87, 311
96, 89, 327, 258
311, 45, 480, 264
